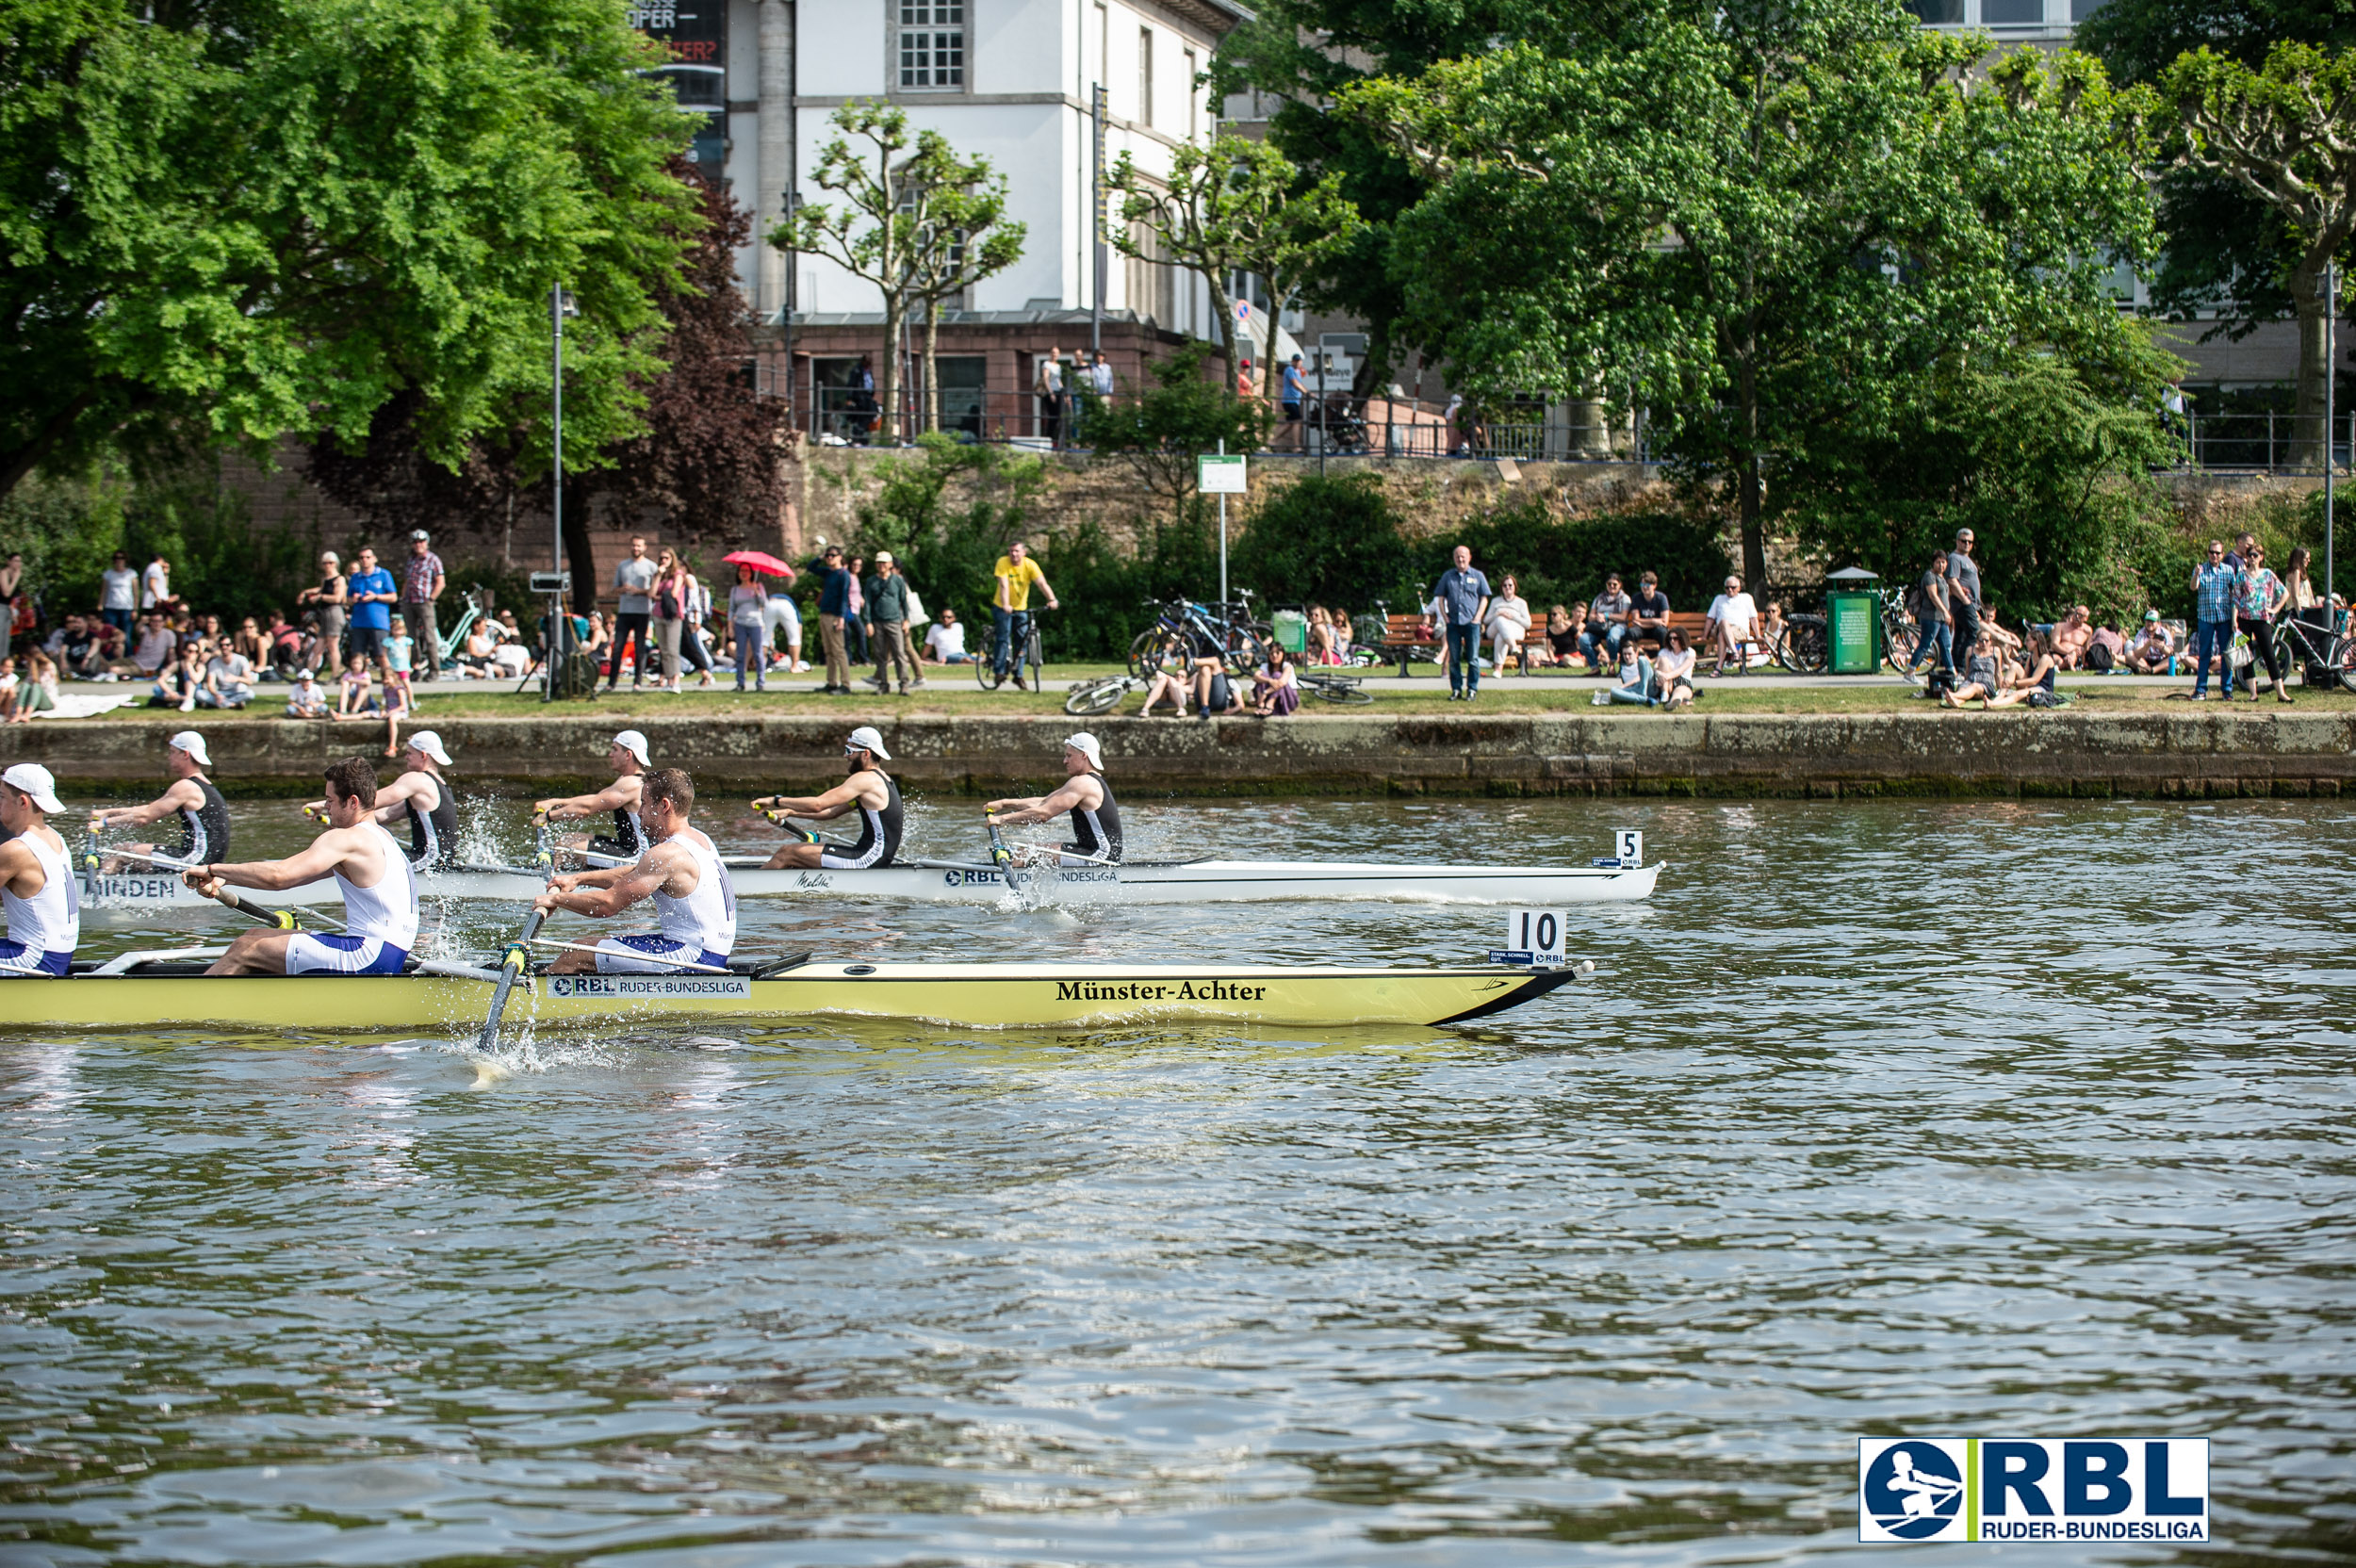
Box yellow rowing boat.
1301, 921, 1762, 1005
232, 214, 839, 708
0, 960, 1579, 1032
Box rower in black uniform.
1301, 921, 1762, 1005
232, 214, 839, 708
533, 728, 648, 862
756, 726, 904, 869
984, 731, 1123, 865
91, 729, 232, 873
325, 729, 459, 868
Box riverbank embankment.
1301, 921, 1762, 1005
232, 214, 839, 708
8, 711, 2353, 798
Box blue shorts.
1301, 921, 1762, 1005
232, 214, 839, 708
286, 934, 408, 974
595, 934, 727, 973
0, 940, 71, 977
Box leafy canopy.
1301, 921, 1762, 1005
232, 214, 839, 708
0, 0, 697, 499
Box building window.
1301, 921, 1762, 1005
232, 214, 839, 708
899, 0, 964, 90
1138, 27, 1153, 126
1184, 49, 1197, 137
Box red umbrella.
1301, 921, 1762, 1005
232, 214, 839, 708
723, 549, 794, 578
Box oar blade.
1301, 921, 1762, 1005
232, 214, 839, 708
476, 909, 548, 1054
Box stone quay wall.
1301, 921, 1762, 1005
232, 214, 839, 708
9, 712, 2354, 800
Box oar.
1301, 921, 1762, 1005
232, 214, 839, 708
119, 847, 351, 933
982, 810, 1036, 907
752, 800, 822, 843
476, 903, 548, 1052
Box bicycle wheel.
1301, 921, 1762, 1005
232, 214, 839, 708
1778, 616, 1829, 673
1023, 623, 1043, 690
1224, 629, 1268, 676
1064, 678, 1127, 716
973, 647, 1006, 688
1308, 677, 1373, 705
1882, 614, 1922, 683
1128, 628, 1183, 678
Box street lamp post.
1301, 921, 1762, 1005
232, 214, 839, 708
544, 285, 578, 703
781, 190, 803, 434
2327, 259, 2337, 621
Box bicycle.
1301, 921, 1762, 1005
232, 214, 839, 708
975, 606, 1044, 691
1878, 587, 1925, 684
1126, 596, 1268, 679
1298, 669, 1373, 704
2269, 610, 2356, 691
1768, 613, 1829, 673
1063, 674, 1140, 715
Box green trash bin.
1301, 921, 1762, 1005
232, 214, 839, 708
1271, 608, 1309, 654
1824, 569, 1881, 674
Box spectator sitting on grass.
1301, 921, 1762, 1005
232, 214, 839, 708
150, 642, 205, 711
10, 650, 58, 723
286, 668, 328, 718
2127, 611, 2173, 674
2049, 604, 2094, 669
200, 642, 254, 709
1251, 646, 1301, 716
133, 612, 176, 677
2088, 620, 2127, 672
1980, 647, 2067, 709
1194, 657, 1246, 720
1654, 629, 1699, 709
1940, 627, 2004, 708
921, 607, 970, 663
1597, 640, 1656, 706
1138, 657, 1201, 718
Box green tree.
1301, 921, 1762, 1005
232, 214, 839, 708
1348, 6, 2160, 586
2156, 41, 2356, 464
1229, 472, 1416, 610
839, 433, 1050, 627
1107, 137, 1364, 396
1081, 345, 1273, 535
902, 152, 1026, 435
0, 0, 695, 502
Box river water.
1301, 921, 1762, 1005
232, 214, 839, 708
3, 795, 2351, 1566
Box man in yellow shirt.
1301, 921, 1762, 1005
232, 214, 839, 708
990, 541, 1060, 690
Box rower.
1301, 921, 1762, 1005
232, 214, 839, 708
533, 729, 648, 860
183, 758, 417, 976
535, 768, 735, 973
984, 731, 1123, 866
752, 726, 901, 870
0, 765, 80, 977
309, 730, 458, 869
90, 730, 230, 872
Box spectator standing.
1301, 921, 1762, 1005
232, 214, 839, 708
297, 551, 347, 672
1036, 349, 1063, 447
1432, 544, 1493, 702
1281, 354, 1306, 449
0, 553, 22, 655
1910, 550, 1955, 674
2189, 540, 2237, 699
680, 561, 716, 688
990, 541, 1058, 690
650, 547, 687, 691
608, 534, 657, 690
99, 551, 139, 639
862, 551, 922, 694
815, 545, 855, 694
1485, 575, 1532, 675
398, 531, 445, 680
1580, 575, 1633, 674
1946, 530, 1982, 655
2283, 546, 2330, 651
141, 552, 172, 612
923, 608, 970, 664
1091, 351, 1114, 400
2233, 541, 2293, 704
728, 564, 771, 692
345, 546, 398, 677
843, 555, 870, 665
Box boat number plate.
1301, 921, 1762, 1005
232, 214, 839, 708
547, 974, 752, 999
1499, 908, 1569, 968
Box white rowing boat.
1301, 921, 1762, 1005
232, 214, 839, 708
77, 858, 1661, 913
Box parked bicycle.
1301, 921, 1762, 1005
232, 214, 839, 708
1766, 612, 1829, 673
975, 606, 1045, 691
1127, 593, 1268, 678
2271, 609, 2356, 691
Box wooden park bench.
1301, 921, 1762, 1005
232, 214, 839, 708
1380, 612, 1443, 677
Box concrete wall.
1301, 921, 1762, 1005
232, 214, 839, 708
16, 711, 2354, 799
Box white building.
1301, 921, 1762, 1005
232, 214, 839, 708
635, 0, 1247, 438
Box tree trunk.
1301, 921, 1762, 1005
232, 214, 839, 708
1741, 452, 1766, 591
922, 300, 941, 436
1208, 274, 1239, 396
2292, 251, 2331, 470
877, 296, 904, 445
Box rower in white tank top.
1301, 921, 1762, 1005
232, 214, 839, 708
285, 822, 417, 975
598, 825, 735, 972
0, 809, 81, 970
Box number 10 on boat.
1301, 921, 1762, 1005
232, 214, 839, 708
1493, 908, 1569, 969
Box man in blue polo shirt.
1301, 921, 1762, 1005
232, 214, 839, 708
344, 545, 398, 678
1432, 544, 1493, 701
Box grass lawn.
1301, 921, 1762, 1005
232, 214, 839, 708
79, 666, 2356, 722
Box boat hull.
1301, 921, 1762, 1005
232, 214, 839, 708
0, 962, 1578, 1032
77, 860, 1661, 912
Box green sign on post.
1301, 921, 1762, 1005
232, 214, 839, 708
1824, 566, 1881, 675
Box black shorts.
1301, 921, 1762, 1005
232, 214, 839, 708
347, 625, 386, 662
1283, 401, 1303, 423
588, 835, 633, 860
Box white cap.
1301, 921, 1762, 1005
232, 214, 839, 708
1, 764, 65, 815
168, 730, 210, 767
845, 725, 892, 760
611, 729, 650, 767
1064, 731, 1104, 768
406, 730, 452, 766
874, 550, 894, 564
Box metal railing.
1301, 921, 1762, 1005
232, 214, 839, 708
778, 384, 1655, 464
2185, 408, 2356, 473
